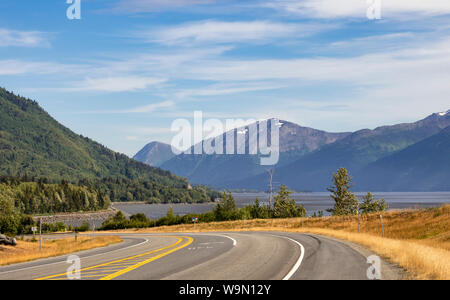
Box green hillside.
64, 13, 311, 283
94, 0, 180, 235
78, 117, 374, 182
0, 88, 217, 203
358, 126, 450, 191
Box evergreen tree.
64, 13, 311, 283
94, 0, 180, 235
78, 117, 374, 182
360, 192, 388, 214
166, 206, 176, 223
273, 185, 306, 218
327, 168, 359, 216
214, 192, 238, 221
249, 198, 270, 219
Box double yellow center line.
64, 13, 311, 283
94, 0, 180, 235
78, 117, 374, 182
35, 236, 193, 280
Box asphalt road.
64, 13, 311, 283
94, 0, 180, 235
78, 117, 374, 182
0, 232, 400, 280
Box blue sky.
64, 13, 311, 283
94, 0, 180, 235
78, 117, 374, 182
1, 0, 450, 156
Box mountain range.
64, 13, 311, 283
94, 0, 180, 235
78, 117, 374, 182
148, 121, 350, 188
135, 111, 450, 192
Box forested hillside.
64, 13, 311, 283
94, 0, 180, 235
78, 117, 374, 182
0, 88, 218, 204
0, 175, 110, 215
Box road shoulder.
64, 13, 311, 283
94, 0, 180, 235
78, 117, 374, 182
306, 233, 406, 280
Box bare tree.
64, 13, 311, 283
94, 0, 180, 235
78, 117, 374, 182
266, 168, 274, 208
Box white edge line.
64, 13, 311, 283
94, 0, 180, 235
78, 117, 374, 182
0, 237, 149, 275
193, 233, 237, 247
215, 234, 237, 247
223, 235, 237, 247
281, 236, 305, 280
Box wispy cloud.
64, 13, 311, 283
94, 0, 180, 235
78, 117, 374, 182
174, 82, 285, 99
0, 59, 81, 76
0, 28, 50, 48
264, 0, 450, 19
180, 37, 450, 84
125, 100, 175, 113
68, 76, 167, 92
84, 100, 175, 114
140, 20, 328, 45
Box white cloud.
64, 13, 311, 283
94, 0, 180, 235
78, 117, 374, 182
265, 0, 450, 19
163, 36, 450, 123
132, 127, 174, 134
174, 82, 285, 99
125, 100, 175, 113
84, 100, 175, 114
143, 20, 327, 45
0, 28, 50, 48
4, 26, 448, 125
0, 60, 75, 75
69, 76, 167, 92
329, 32, 415, 49
179, 37, 450, 86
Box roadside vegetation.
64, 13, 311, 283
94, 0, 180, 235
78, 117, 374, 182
113, 204, 449, 280
97, 168, 450, 279
327, 168, 387, 216
100, 168, 386, 231
0, 174, 219, 237
0, 175, 110, 237
100, 185, 307, 230
0, 175, 111, 215
0, 235, 121, 266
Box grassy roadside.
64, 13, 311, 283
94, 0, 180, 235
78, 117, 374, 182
106, 205, 450, 280
0, 236, 122, 266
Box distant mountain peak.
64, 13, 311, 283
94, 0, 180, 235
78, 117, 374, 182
437, 109, 450, 117
133, 141, 176, 167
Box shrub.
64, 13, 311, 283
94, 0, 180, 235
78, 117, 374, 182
75, 221, 90, 232
214, 192, 239, 221
273, 185, 306, 218
360, 192, 388, 214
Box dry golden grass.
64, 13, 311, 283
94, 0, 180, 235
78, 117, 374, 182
108, 205, 450, 280
297, 228, 450, 280
0, 236, 121, 266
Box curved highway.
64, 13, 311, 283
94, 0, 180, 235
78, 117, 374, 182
0, 232, 398, 280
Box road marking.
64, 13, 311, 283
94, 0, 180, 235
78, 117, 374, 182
281, 237, 305, 280
34, 236, 193, 280
225, 235, 237, 247
200, 234, 237, 246
198, 242, 225, 245
101, 236, 194, 280
188, 246, 213, 250
0, 237, 149, 276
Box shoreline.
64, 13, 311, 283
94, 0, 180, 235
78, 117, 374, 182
32, 207, 118, 228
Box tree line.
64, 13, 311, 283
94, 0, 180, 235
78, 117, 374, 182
0, 175, 111, 214
0, 175, 111, 235
100, 185, 307, 230
100, 168, 387, 230
0, 174, 220, 204
82, 177, 220, 204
